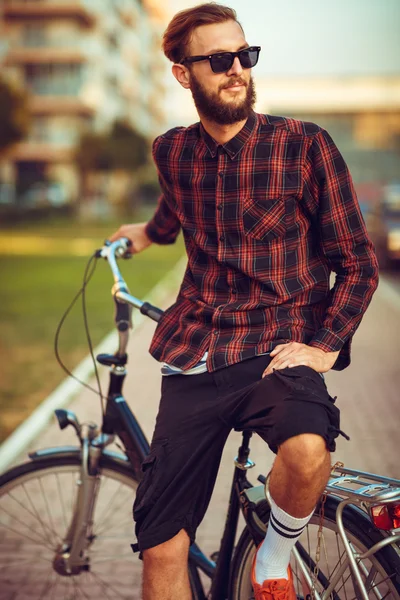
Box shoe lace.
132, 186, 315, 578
259, 580, 289, 600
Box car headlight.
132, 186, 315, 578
387, 230, 400, 252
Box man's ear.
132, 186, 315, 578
172, 64, 191, 89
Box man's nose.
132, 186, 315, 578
226, 56, 243, 76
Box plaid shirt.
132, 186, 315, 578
145, 111, 379, 372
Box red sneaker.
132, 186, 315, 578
251, 546, 297, 600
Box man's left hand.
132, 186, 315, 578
262, 341, 340, 378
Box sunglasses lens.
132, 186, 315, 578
211, 53, 234, 73
240, 48, 259, 68
210, 47, 260, 73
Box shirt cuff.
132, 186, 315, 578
308, 328, 345, 353
309, 328, 352, 371
145, 220, 177, 245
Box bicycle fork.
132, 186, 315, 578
52, 410, 114, 576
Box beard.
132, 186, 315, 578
189, 72, 256, 125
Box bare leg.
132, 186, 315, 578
142, 529, 191, 600
269, 433, 331, 517
254, 433, 332, 587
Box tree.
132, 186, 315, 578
107, 120, 148, 170
74, 119, 149, 172
73, 119, 150, 212
0, 77, 31, 153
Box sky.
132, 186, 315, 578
167, 0, 400, 77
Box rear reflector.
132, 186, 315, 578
371, 503, 400, 531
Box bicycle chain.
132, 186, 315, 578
309, 461, 344, 600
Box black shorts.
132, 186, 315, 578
133, 354, 343, 553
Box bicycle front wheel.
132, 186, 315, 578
0, 451, 141, 599
229, 497, 400, 599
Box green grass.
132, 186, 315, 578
0, 216, 184, 442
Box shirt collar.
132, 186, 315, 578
199, 111, 258, 160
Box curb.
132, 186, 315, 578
0, 255, 186, 473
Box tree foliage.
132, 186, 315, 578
0, 77, 31, 152
74, 119, 149, 172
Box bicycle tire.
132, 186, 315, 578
228, 496, 400, 599
0, 450, 142, 599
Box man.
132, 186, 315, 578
110, 4, 379, 599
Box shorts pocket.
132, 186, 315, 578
242, 196, 286, 242
133, 443, 167, 522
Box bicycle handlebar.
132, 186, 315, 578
96, 238, 164, 323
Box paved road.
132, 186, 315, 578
2, 277, 399, 599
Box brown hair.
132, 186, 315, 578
162, 3, 242, 64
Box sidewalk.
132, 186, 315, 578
8, 280, 400, 595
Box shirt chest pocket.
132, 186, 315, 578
242, 195, 287, 242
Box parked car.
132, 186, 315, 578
365, 183, 400, 269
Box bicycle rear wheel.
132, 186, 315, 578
0, 451, 141, 599
229, 497, 400, 599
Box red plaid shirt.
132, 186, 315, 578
145, 111, 379, 372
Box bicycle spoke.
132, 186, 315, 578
22, 481, 58, 543
0, 461, 142, 598
94, 519, 134, 539
88, 553, 134, 562
2, 495, 56, 547
0, 554, 52, 567
364, 569, 397, 598
38, 569, 58, 600
0, 516, 56, 551
95, 484, 134, 536
88, 570, 124, 600
72, 575, 91, 600
39, 476, 62, 545
55, 472, 69, 531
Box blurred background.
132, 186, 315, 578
0, 0, 399, 443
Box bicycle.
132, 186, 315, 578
0, 237, 399, 599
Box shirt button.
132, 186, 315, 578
219, 235, 225, 242
218, 171, 224, 178
217, 204, 223, 211
213, 330, 218, 335
231, 289, 237, 295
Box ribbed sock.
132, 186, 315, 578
255, 496, 314, 583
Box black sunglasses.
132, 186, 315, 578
180, 46, 261, 74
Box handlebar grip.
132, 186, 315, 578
140, 302, 164, 323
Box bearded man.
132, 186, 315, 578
110, 4, 379, 599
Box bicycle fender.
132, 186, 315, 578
29, 446, 131, 470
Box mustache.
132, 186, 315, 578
220, 77, 247, 90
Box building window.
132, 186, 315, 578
22, 23, 47, 48
25, 63, 84, 96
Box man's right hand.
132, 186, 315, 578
108, 222, 153, 254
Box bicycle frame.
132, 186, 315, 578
43, 239, 400, 599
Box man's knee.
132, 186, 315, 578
143, 529, 190, 566
278, 433, 330, 479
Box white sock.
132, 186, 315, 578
256, 496, 314, 583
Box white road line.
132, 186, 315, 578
0, 256, 186, 473
0, 260, 398, 473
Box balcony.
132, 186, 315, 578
4, 47, 86, 66
3, 1, 96, 28
6, 141, 74, 162
28, 96, 95, 117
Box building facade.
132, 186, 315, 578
256, 76, 400, 200
0, 0, 167, 207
